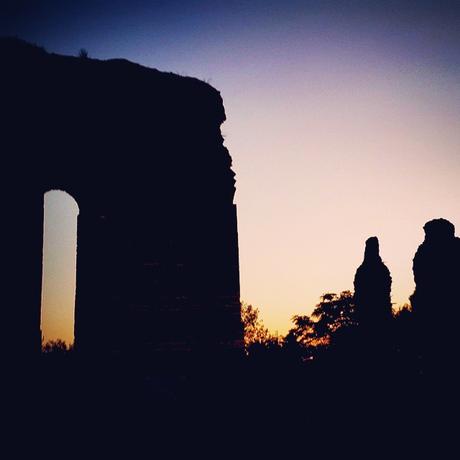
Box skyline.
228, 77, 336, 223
3, 1, 460, 341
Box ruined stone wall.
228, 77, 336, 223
0, 38, 243, 358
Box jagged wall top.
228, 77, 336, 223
1, 37, 236, 206
0, 37, 226, 124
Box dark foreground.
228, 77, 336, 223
5, 350, 456, 457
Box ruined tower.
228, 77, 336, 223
1, 38, 243, 359
353, 237, 392, 331
411, 218, 460, 356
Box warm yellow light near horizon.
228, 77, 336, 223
41, 190, 79, 345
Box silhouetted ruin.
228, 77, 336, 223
1, 37, 454, 448
1, 38, 243, 359
411, 218, 460, 361
353, 237, 392, 332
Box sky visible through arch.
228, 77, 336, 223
3, 1, 460, 340
41, 191, 79, 344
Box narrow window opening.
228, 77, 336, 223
41, 190, 79, 348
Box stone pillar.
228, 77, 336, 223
411, 219, 460, 367
353, 237, 392, 342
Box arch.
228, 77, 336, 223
40, 190, 79, 347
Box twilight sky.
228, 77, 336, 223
2, 1, 460, 342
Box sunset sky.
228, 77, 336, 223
2, 1, 460, 343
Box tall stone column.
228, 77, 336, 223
411, 219, 460, 368
353, 237, 392, 354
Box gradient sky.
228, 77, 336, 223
2, 1, 460, 342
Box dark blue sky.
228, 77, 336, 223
2, 1, 460, 71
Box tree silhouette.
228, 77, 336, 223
290, 291, 356, 353
353, 237, 392, 330
410, 218, 460, 370
78, 48, 89, 59
42, 339, 73, 355
241, 302, 282, 355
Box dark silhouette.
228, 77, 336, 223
289, 290, 356, 351
352, 236, 393, 371
353, 237, 392, 329
78, 48, 89, 59
241, 302, 281, 350
42, 339, 73, 355
1, 37, 243, 361
0, 37, 452, 452
241, 302, 283, 365
411, 218, 460, 370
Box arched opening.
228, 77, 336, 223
41, 190, 79, 348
